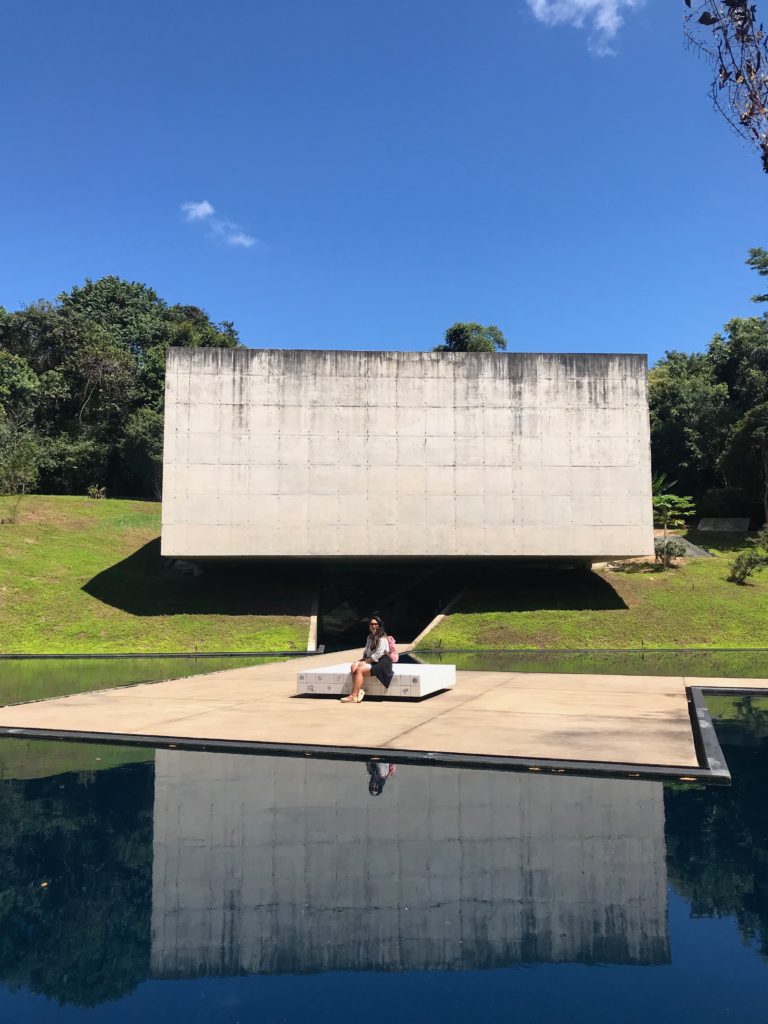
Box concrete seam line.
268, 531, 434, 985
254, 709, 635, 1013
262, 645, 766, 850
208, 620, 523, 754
383, 675, 514, 747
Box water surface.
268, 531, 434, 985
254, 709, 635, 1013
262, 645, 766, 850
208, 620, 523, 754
0, 654, 285, 708
416, 648, 768, 678
0, 695, 767, 1021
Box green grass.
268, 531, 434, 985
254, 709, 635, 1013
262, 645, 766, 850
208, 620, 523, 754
0, 495, 310, 653
420, 532, 768, 651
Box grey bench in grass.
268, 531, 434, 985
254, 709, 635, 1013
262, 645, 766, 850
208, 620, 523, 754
296, 662, 456, 698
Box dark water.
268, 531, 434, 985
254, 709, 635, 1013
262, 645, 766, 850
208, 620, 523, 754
0, 697, 767, 1023
0, 655, 288, 708
416, 647, 768, 678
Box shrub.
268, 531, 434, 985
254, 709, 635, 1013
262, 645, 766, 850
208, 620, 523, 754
751, 524, 768, 557
87, 484, 107, 500
698, 486, 759, 522
654, 537, 687, 569
728, 550, 767, 585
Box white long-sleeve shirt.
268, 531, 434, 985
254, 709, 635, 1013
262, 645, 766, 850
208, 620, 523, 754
363, 635, 389, 662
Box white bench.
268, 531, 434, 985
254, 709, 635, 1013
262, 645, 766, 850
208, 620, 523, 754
296, 662, 456, 699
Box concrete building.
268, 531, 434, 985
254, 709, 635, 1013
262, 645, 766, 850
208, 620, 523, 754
161, 348, 653, 560
150, 751, 670, 976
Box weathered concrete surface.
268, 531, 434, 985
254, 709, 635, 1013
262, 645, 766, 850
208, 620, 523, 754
151, 751, 669, 974
0, 649, 702, 769
161, 349, 653, 558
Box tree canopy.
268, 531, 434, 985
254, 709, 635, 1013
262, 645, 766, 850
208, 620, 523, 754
0, 277, 239, 499
649, 249, 768, 522
434, 322, 507, 353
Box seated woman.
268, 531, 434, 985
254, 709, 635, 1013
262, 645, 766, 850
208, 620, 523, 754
341, 613, 394, 704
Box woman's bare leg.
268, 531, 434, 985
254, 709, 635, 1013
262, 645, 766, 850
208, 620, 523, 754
352, 663, 371, 696
341, 662, 371, 701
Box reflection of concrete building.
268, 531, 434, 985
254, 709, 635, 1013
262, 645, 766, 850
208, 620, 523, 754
150, 752, 669, 975
161, 349, 653, 560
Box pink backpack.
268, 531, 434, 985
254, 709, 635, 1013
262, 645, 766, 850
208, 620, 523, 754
387, 635, 399, 662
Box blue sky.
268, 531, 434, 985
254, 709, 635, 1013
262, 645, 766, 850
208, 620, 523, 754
1, 0, 766, 364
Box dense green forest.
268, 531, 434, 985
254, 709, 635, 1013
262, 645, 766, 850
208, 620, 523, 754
649, 248, 768, 524
0, 277, 239, 500
1, 254, 768, 519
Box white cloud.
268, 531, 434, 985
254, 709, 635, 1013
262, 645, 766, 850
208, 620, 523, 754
225, 231, 256, 248
181, 201, 259, 251
181, 199, 215, 221
527, 0, 644, 54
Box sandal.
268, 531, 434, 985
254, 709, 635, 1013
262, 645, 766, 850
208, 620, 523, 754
339, 692, 365, 703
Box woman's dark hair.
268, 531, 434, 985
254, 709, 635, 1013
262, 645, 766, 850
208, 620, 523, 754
366, 759, 388, 796
368, 613, 388, 640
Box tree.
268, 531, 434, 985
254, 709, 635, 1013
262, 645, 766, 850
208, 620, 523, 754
434, 322, 507, 353
0, 414, 40, 519
652, 493, 697, 536
720, 402, 768, 521
648, 351, 731, 498
649, 250, 768, 519
120, 407, 164, 499
708, 316, 768, 412
746, 247, 768, 301
0, 351, 41, 519
58, 276, 167, 356
684, 1, 768, 174
0, 277, 240, 499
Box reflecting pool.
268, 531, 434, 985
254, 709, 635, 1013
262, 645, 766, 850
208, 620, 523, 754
0, 655, 287, 708
0, 696, 767, 1022
416, 647, 768, 678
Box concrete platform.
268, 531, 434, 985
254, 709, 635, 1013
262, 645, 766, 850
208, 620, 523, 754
0, 649, 764, 780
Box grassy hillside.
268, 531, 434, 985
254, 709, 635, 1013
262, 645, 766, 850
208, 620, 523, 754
3, 496, 767, 655
0, 496, 309, 653
420, 533, 768, 651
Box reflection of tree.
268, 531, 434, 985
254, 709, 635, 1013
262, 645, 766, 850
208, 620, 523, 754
0, 762, 153, 1006
665, 733, 768, 957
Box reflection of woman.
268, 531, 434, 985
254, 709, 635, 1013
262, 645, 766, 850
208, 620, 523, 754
341, 613, 394, 704
366, 759, 397, 796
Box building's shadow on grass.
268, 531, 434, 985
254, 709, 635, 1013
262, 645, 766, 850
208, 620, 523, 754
685, 530, 753, 554
83, 546, 627, 621
459, 565, 628, 613
82, 539, 312, 617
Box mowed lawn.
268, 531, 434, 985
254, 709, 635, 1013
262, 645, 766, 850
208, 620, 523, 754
0, 496, 310, 653
422, 533, 768, 650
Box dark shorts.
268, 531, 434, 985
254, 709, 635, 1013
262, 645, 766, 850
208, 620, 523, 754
370, 654, 394, 688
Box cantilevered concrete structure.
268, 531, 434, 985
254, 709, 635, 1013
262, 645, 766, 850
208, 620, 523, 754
161, 348, 653, 559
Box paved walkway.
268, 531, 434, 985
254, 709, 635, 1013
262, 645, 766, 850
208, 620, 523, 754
0, 650, 765, 775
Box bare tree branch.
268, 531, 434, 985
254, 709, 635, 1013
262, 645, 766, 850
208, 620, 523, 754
685, 1, 768, 172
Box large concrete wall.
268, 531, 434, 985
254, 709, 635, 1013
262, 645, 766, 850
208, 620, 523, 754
161, 348, 653, 558
150, 751, 669, 976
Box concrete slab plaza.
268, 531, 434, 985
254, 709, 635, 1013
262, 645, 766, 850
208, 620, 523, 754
0, 649, 765, 780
